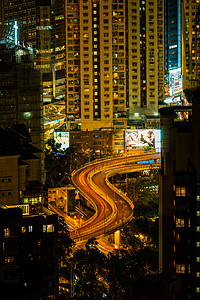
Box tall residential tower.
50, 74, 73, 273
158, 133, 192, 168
66, 0, 127, 131
159, 93, 200, 299
128, 0, 165, 128
2, 0, 56, 105
181, 1, 200, 93
164, 0, 182, 104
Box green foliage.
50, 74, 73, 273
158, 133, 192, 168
113, 169, 159, 249
44, 139, 106, 187
105, 247, 158, 299
143, 146, 153, 152
44, 138, 70, 187
70, 247, 107, 299
130, 169, 158, 218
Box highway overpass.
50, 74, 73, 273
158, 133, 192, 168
70, 152, 161, 244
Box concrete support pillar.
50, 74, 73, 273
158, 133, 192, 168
114, 230, 120, 248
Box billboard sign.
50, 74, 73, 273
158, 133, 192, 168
126, 129, 161, 152
53, 131, 69, 149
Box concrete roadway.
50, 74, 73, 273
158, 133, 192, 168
70, 152, 161, 244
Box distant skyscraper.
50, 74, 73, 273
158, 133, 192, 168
54, 0, 66, 103
2, 0, 55, 105
127, 0, 165, 128
164, 0, 183, 104
66, 0, 127, 131
181, 1, 200, 93
0, 0, 3, 38
165, 0, 181, 71
0, 42, 44, 151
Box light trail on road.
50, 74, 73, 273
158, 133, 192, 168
70, 152, 161, 244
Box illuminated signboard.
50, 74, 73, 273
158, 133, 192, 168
53, 132, 69, 149
126, 129, 161, 152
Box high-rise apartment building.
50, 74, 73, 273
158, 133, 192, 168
66, 0, 165, 132
0, 0, 3, 38
0, 42, 44, 151
54, 0, 66, 103
181, 1, 200, 92
159, 92, 200, 299
43, 0, 67, 131
2, 0, 55, 105
128, 0, 165, 127
164, 0, 182, 104
66, 0, 127, 131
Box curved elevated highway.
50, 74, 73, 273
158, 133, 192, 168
70, 153, 161, 243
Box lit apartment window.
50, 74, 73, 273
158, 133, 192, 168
197, 211, 200, 217
176, 187, 186, 196
197, 273, 200, 278
196, 287, 200, 293
28, 226, 33, 232
46, 224, 54, 233
4, 256, 14, 264
197, 242, 200, 247
197, 196, 200, 201
176, 264, 185, 273
176, 218, 184, 227
4, 228, 10, 237
21, 226, 26, 233
197, 257, 200, 262
176, 233, 180, 242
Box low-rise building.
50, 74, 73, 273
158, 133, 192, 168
0, 126, 45, 206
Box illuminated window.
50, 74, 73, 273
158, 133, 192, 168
4, 256, 14, 264
197, 211, 200, 216
4, 228, 10, 237
197, 257, 200, 262
197, 196, 200, 201
176, 233, 180, 242
43, 224, 54, 233
47, 225, 54, 233
197, 272, 200, 277
176, 264, 185, 273
176, 187, 186, 196
28, 226, 33, 232
197, 242, 200, 247
196, 287, 200, 293
21, 226, 26, 233
176, 218, 184, 227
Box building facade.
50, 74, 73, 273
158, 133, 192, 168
181, 1, 200, 92
164, 0, 182, 104
1, 0, 56, 105
128, 0, 165, 126
0, 42, 44, 151
0, 126, 45, 206
54, 0, 66, 103
159, 92, 200, 299
66, 0, 127, 131
0, 205, 59, 299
